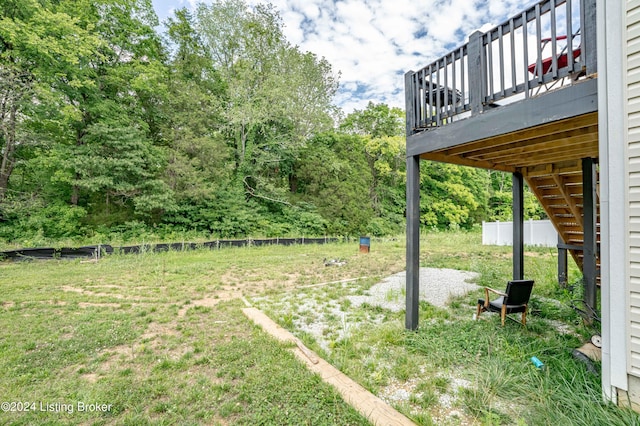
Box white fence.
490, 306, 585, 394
482, 220, 557, 247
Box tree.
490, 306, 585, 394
0, 0, 101, 201
0, 65, 27, 200
293, 133, 374, 236
48, 0, 174, 220
340, 102, 405, 138
0, 0, 177, 235
195, 0, 338, 206
362, 135, 406, 234
487, 170, 547, 221
160, 8, 236, 231
420, 162, 490, 229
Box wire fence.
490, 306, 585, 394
0, 237, 343, 261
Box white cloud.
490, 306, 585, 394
155, 0, 535, 113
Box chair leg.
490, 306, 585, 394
501, 305, 507, 326
521, 310, 527, 326
476, 304, 482, 320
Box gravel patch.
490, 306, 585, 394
347, 268, 480, 312
252, 267, 482, 423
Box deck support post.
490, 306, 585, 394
582, 0, 598, 76
468, 31, 485, 116
582, 157, 598, 321
406, 155, 421, 330
513, 172, 524, 280
558, 234, 568, 288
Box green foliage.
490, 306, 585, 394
0, 0, 549, 243
293, 133, 374, 236
364, 135, 406, 233
0, 197, 87, 241
63, 121, 175, 217
420, 162, 489, 230
195, 0, 337, 188
488, 170, 547, 221
163, 182, 258, 237
340, 101, 405, 138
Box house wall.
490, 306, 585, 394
626, 1, 640, 381
598, 0, 630, 404
599, 0, 640, 409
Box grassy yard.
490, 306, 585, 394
1, 231, 639, 425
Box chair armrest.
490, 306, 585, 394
485, 287, 508, 297
482, 287, 508, 309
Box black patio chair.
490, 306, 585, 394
476, 279, 535, 326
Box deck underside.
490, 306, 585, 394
416, 111, 598, 176
407, 78, 599, 274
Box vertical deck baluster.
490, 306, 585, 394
522, 11, 530, 98
414, 69, 420, 127
499, 24, 505, 99
444, 57, 449, 119
566, 0, 574, 73
413, 72, 420, 128
436, 62, 441, 126
460, 46, 466, 108
535, 4, 543, 85
413, 71, 418, 127
487, 32, 494, 101
416, 68, 429, 127
510, 19, 517, 93
452, 52, 457, 113
428, 65, 433, 126
419, 68, 425, 127
550, 0, 558, 79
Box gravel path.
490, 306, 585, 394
348, 268, 480, 312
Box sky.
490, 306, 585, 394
151, 0, 537, 114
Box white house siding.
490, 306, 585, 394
628, 0, 640, 378
600, 0, 633, 404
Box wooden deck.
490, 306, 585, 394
404, 0, 600, 329
410, 91, 599, 273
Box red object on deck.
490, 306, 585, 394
528, 47, 581, 76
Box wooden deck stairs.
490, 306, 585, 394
525, 162, 600, 279
413, 110, 601, 283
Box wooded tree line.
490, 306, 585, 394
0, 0, 544, 243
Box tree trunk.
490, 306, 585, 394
0, 103, 17, 200
289, 173, 298, 193
71, 184, 79, 205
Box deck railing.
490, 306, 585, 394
405, 0, 597, 134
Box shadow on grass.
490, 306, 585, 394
403, 297, 639, 426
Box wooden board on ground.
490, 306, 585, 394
242, 307, 416, 426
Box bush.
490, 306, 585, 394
366, 217, 402, 237
0, 197, 87, 242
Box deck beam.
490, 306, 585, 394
406, 79, 598, 158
